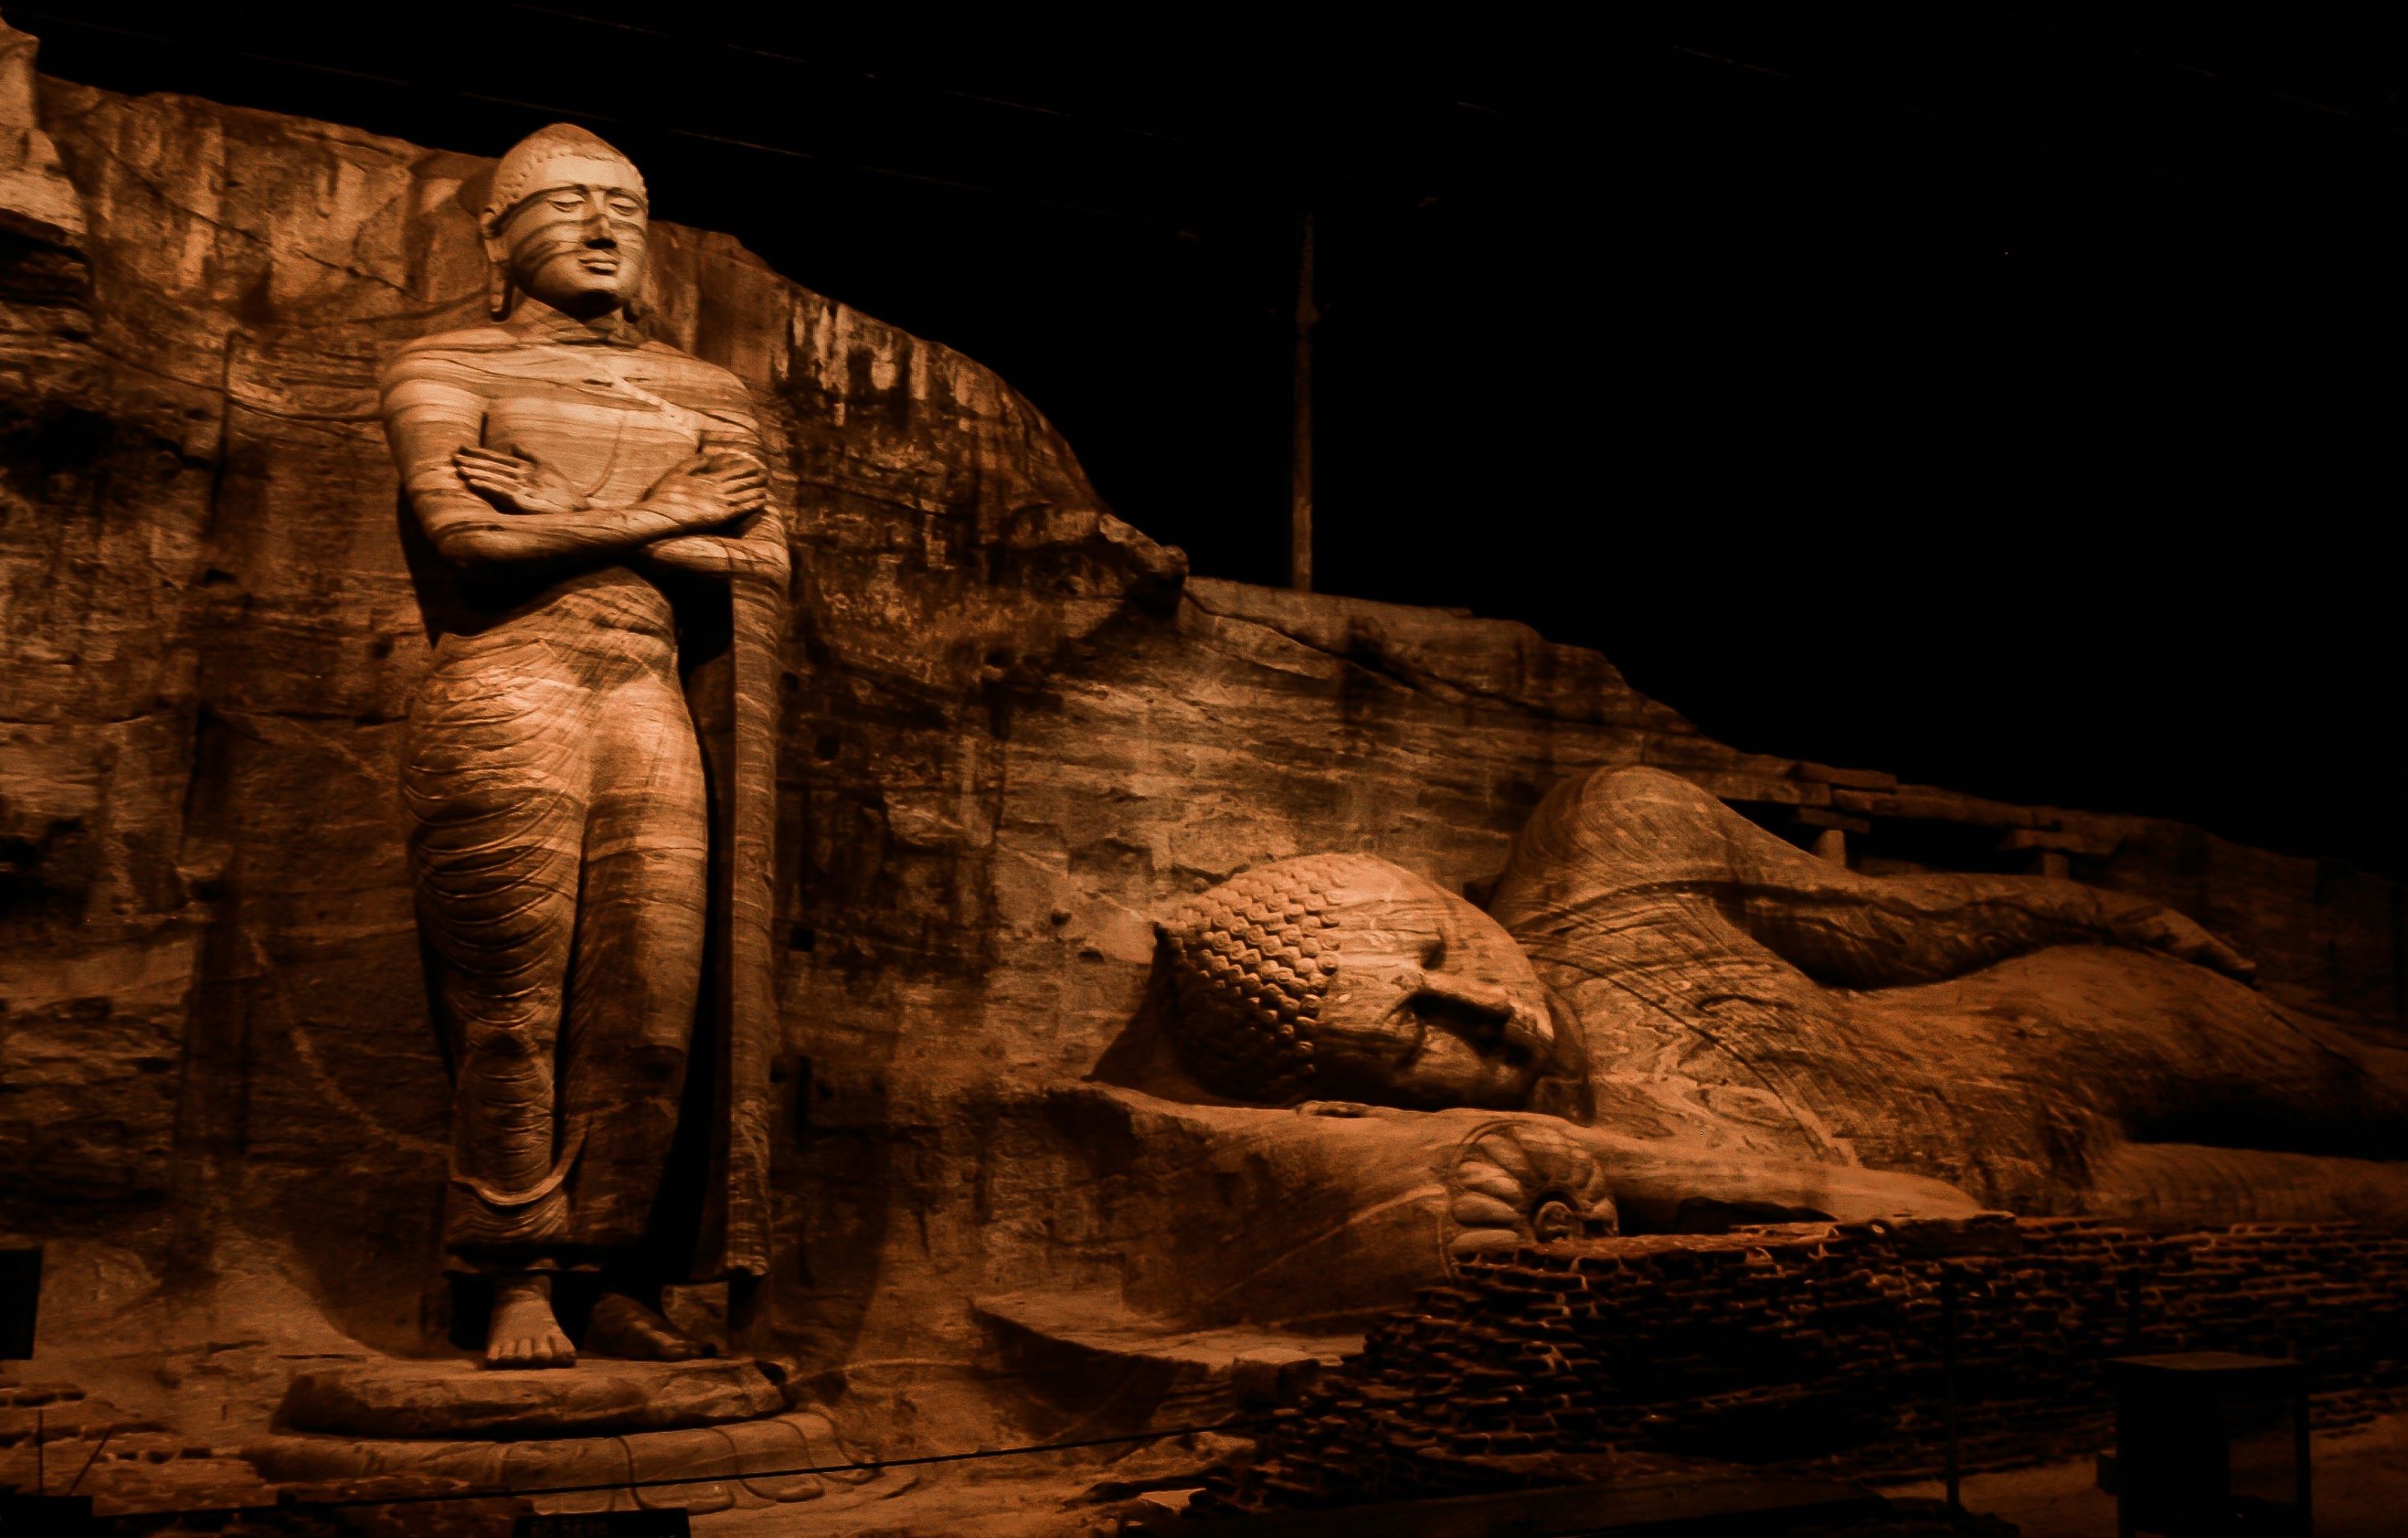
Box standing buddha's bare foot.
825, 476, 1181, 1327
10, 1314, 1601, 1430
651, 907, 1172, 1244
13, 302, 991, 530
484, 1273, 576, 1370
585, 1292, 718, 1361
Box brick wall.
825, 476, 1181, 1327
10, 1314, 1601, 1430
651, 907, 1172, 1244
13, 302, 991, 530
1198, 1215, 2408, 1516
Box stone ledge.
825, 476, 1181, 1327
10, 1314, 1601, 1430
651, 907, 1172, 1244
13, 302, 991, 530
278, 1357, 788, 1441
246, 1407, 877, 1516
976, 1288, 1359, 1410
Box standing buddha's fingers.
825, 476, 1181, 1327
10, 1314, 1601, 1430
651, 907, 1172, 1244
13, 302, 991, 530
455, 449, 535, 475
456, 466, 530, 493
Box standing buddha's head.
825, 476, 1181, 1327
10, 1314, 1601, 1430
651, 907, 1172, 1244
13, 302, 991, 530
478, 123, 649, 321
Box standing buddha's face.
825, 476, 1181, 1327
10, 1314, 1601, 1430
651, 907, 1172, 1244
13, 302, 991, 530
490, 157, 649, 319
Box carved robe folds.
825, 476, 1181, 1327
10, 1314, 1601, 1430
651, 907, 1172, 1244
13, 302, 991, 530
380, 306, 783, 1288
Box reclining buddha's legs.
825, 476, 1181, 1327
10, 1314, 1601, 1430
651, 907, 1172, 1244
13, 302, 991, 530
1490, 766, 2408, 1225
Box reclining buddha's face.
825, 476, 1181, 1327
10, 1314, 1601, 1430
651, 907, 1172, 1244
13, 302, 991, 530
1157, 853, 1555, 1110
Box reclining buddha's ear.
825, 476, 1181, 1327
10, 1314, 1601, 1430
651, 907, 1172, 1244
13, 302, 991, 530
1524, 985, 1596, 1127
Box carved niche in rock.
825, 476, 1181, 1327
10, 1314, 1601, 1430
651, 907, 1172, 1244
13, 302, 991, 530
378, 124, 789, 1369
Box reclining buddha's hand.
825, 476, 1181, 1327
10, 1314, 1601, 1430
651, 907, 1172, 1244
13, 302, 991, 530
454, 442, 593, 516
2107, 898, 2258, 984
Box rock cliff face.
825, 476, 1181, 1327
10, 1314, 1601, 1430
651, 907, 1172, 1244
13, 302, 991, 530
0, 27, 2394, 1448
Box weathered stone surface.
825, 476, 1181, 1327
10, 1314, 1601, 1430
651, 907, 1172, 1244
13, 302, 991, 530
0, 26, 81, 250
278, 1357, 787, 1440
0, 19, 2396, 1483
0, 1369, 273, 1515
244, 1407, 876, 1512
974, 1287, 1356, 1416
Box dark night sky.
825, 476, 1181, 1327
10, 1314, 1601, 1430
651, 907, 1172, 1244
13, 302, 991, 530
22, 2, 2403, 875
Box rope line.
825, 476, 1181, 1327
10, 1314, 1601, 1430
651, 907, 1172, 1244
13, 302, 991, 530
295, 1413, 1285, 1509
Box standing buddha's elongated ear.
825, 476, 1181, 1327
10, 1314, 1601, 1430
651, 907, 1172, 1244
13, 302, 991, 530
478, 210, 514, 320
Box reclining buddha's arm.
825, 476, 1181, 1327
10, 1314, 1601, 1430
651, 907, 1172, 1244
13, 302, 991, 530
1723, 861, 2255, 989
1497, 766, 2254, 991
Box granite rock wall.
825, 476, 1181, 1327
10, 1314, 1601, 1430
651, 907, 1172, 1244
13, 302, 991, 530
0, 24, 2397, 1451
0, 32, 1172, 1393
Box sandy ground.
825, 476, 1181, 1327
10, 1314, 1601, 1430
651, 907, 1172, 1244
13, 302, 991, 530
685, 1459, 1161, 1538
677, 1433, 1222, 1538
1880, 1412, 2408, 1538
686, 1412, 2408, 1537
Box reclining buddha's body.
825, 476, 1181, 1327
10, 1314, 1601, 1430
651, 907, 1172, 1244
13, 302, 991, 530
1487, 767, 2408, 1227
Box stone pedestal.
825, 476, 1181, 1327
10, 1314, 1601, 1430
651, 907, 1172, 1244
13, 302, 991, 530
247, 1357, 882, 1516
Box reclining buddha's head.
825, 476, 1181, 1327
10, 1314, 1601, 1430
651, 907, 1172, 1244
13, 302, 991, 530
1156, 853, 1556, 1110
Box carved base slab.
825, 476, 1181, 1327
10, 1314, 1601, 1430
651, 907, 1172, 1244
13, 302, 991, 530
279, 1357, 787, 1440
974, 1288, 1357, 1414
246, 1407, 881, 1515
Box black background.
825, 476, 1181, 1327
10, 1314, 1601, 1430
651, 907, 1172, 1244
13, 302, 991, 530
20, 2, 2402, 873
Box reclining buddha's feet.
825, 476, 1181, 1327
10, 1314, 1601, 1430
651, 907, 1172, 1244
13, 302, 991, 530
587, 1292, 717, 1361
485, 1273, 576, 1369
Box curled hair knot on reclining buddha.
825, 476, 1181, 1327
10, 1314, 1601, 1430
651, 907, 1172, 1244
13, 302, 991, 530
1155, 852, 1568, 1113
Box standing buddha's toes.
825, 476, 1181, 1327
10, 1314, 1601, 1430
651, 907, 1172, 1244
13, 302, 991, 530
585, 1292, 718, 1361
484, 1275, 577, 1370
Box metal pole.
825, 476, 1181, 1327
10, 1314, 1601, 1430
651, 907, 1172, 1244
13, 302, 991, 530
1942, 1270, 1962, 1516
2296, 1380, 2313, 1536
1289, 208, 1316, 593
64, 1426, 115, 1495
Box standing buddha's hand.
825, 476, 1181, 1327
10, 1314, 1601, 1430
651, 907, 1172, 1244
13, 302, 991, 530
453, 442, 595, 516
638, 451, 769, 530
452, 444, 766, 534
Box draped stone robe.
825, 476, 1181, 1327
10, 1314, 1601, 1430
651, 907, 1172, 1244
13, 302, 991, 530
379, 303, 782, 1290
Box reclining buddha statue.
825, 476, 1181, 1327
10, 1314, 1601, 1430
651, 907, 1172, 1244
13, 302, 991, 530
1056, 759, 2407, 1368
1485, 766, 2408, 1228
